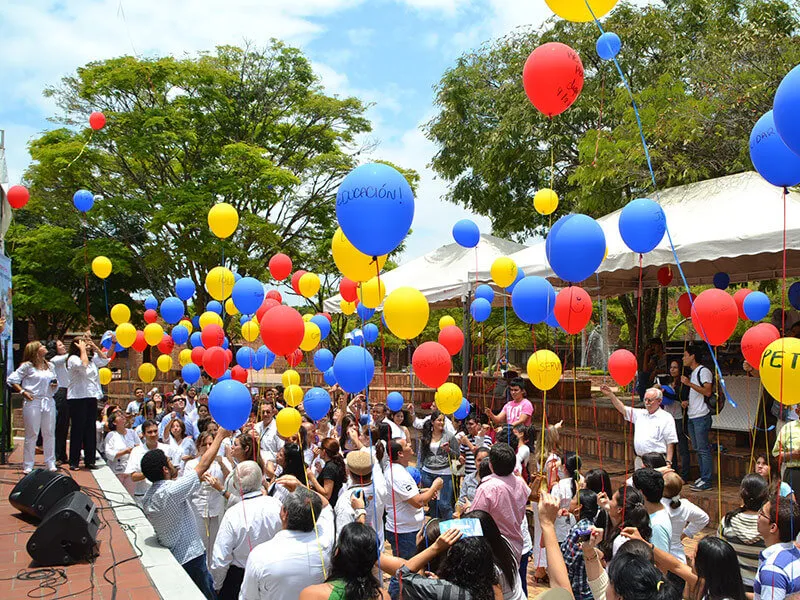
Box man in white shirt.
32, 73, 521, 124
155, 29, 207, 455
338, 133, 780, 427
126, 387, 145, 415
407, 403, 456, 437
210, 461, 281, 599
185, 387, 200, 426
681, 344, 714, 491
239, 482, 335, 600
369, 403, 405, 439
126, 419, 173, 505
254, 400, 283, 462
158, 396, 198, 440
335, 451, 388, 548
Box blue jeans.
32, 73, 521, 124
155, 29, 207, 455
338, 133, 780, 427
674, 418, 691, 481
183, 553, 217, 600
519, 551, 530, 596
421, 470, 454, 521
687, 414, 712, 483
386, 530, 418, 600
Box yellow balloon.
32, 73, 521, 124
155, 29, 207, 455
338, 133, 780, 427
603, 246, 608, 261
545, 0, 618, 22
144, 322, 164, 346
138, 362, 157, 383
331, 227, 388, 282
179, 348, 193, 366
439, 316, 456, 330
533, 188, 559, 216
303, 313, 313, 322
357, 277, 387, 309
179, 319, 193, 333
760, 337, 800, 406
300, 321, 321, 352
384, 287, 430, 340
98, 367, 112, 386
284, 384, 304, 407
208, 202, 239, 239
241, 320, 260, 342
110, 303, 131, 325
91, 256, 112, 279
282, 369, 300, 388
199, 310, 224, 329
115, 322, 137, 348
435, 382, 462, 414
157, 354, 173, 373
341, 300, 356, 315
224, 298, 239, 316
527, 350, 563, 391
298, 272, 321, 298
276, 407, 302, 437
491, 257, 518, 288
205, 267, 235, 301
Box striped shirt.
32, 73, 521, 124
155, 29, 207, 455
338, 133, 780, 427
719, 511, 765, 591
754, 542, 800, 600
773, 421, 800, 469
459, 434, 492, 474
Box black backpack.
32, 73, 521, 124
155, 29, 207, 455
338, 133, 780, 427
697, 366, 726, 413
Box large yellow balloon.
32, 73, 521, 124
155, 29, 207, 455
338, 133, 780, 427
282, 369, 300, 387
110, 303, 131, 325
435, 382, 462, 414
199, 310, 224, 329
157, 354, 173, 373
205, 267, 235, 301
341, 300, 356, 315
533, 189, 559, 216
144, 323, 164, 346
179, 348, 193, 366
208, 203, 239, 239
527, 350, 563, 391
439, 315, 456, 330
242, 320, 260, 342
179, 319, 193, 333
298, 272, 321, 298
91, 256, 112, 279
331, 227, 388, 282
98, 367, 112, 386
357, 277, 387, 309
545, 0, 619, 22
284, 384, 304, 407
300, 321, 321, 351
276, 407, 302, 437
225, 298, 238, 316
761, 337, 800, 406
116, 323, 137, 348
384, 287, 430, 340
138, 362, 157, 383
491, 257, 518, 288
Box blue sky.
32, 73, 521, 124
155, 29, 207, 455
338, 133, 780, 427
0, 0, 567, 260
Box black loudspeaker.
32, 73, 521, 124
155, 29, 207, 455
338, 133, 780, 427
8, 468, 80, 520
27, 491, 99, 566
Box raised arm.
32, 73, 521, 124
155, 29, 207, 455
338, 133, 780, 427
194, 427, 230, 478
600, 385, 628, 417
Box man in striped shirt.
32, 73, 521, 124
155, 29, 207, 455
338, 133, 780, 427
459, 415, 493, 475
754, 497, 800, 600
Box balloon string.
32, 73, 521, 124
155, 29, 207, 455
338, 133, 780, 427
503, 294, 509, 446
83, 221, 91, 325
61, 130, 94, 173
104, 281, 109, 317
301, 465, 327, 579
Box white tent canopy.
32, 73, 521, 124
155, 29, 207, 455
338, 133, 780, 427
474, 172, 800, 298
323, 234, 527, 312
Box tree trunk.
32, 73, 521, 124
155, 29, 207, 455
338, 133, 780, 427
618, 288, 660, 363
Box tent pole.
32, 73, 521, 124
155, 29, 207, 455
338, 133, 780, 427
461, 290, 471, 395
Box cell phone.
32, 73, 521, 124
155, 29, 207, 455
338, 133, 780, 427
574, 528, 592, 542
50, 379, 58, 387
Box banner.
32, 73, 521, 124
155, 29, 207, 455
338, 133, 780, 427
0, 254, 13, 373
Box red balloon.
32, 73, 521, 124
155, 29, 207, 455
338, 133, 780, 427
89, 111, 106, 130
158, 334, 174, 355
265, 290, 282, 303
231, 365, 248, 383
553, 286, 593, 334
132, 330, 148, 353
438, 325, 464, 356
690, 288, 738, 346
291, 270, 308, 295
269, 253, 292, 281
321, 312, 332, 322
412, 342, 452, 389
286, 348, 304, 367
203, 346, 229, 379
191, 346, 206, 366
741, 323, 780, 370
608, 349, 637, 386
144, 309, 158, 324
256, 298, 281, 322
734, 289, 752, 320
260, 305, 305, 356
225, 349, 233, 364
657, 266, 673, 287
677, 292, 696, 318
201, 324, 225, 348
7, 185, 29, 209
340, 278, 358, 302
522, 42, 584, 118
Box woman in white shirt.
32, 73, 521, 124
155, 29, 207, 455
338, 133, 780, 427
166, 418, 196, 476
660, 471, 709, 563
104, 410, 141, 495
8, 341, 58, 473
183, 431, 225, 566
45, 339, 70, 465
66, 336, 108, 471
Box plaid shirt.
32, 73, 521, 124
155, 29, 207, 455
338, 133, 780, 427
754, 542, 800, 600
561, 518, 594, 600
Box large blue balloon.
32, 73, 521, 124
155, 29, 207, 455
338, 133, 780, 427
206, 300, 223, 315
454, 398, 470, 420
475, 284, 495, 304
452, 219, 480, 248
171, 325, 189, 345
182, 363, 201, 385
470, 298, 492, 322
310, 315, 331, 341
191, 316, 201, 330
618, 199, 666, 254
743, 291, 771, 321
790, 282, 800, 311
713, 272, 730, 290
335, 163, 415, 257
304, 387, 332, 421
208, 380, 252, 430
596, 31, 621, 61
190, 331, 203, 348
236, 346, 255, 369
144, 295, 158, 310
73, 189, 94, 212
546, 214, 606, 283
333, 345, 375, 394
511, 276, 556, 324
160, 296, 185, 324
175, 278, 196, 301
545, 309, 564, 331
314, 349, 334, 372
323, 367, 337, 386
506, 268, 525, 293
356, 303, 375, 321
363, 323, 379, 344
232, 277, 265, 315
350, 328, 365, 346
257, 345, 275, 369
774, 64, 800, 158
386, 391, 404, 412
749, 110, 800, 187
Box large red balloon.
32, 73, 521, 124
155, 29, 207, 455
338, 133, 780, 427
734, 289, 752, 320
158, 334, 174, 355
203, 346, 229, 379
340, 278, 358, 303
89, 111, 106, 130
144, 309, 158, 324
553, 286, 593, 334
231, 365, 248, 383
286, 348, 304, 367
269, 253, 292, 281
412, 342, 452, 389
691, 288, 738, 346
677, 292, 696, 318
608, 349, 637, 386
191, 346, 206, 366
256, 298, 281, 322
291, 270, 307, 295
438, 326, 464, 356
657, 266, 673, 287
266, 290, 282, 303
741, 323, 780, 370
7, 185, 29, 209
260, 305, 305, 356
201, 324, 225, 348
522, 42, 584, 118
132, 330, 148, 353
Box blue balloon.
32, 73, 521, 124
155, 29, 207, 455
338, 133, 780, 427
206, 300, 223, 315
749, 110, 800, 187
386, 391, 404, 412
239, 315, 251, 326
660, 385, 675, 405
101, 334, 113, 350
452, 219, 480, 248
335, 163, 415, 257
356, 303, 375, 321
323, 367, 337, 386
350, 328, 365, 346
232, 277, 265, 315
222, 337, 229, 350
258, 345, 275, 369
511, 276, 556, 324
114, 342, 125, 353
182, 363, 201, 385
72, 189, 94, 212
454, 398, 470, 420
171, 325, 189, 345
333, 346, 375, 394
175, 278, 196, 301
160, 296, 185, 325
304, 387, 332, 421
191, 316, 201, 330
618, 199, 666, 254
475, 284, 495, 304
190, 332, 203, 348
218, 369, 231, 382
144, 295, 158, 310
505, 267, 525, 293
363, 323, 379, 344
546, 214, 606, 283
545, 309, 564, 331
470, 298, 492, 322
236, 346, 255, 369
713, 272, 730, 290
310, 315, 331, 341
234, 272, 242, 282
789, 282, 800, 311
774, 64, 800, 158
406, 466, 422, 485
208, 380, 252, 430
743, 291, 771, 321
314, 349, 334, 372
596, 31, 621, 61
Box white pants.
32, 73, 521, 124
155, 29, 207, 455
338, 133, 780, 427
193, 511, 221, 567
23, 397, 56, 471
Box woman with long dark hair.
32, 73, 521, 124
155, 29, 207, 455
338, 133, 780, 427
66, 334, 109, 471
419, 410, 459, 520
306, 438, 347, 506
601, 486, 652, 559
607, 551, 681, 600
552, 452, 583, 541
267, 443, 306, 502
660, 359, 691, 479
463, 509, 525, 600
561, 489, 610, 600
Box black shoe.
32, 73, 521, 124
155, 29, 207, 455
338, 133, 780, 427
85, 464, 100, 470
70, 465, 80, 471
